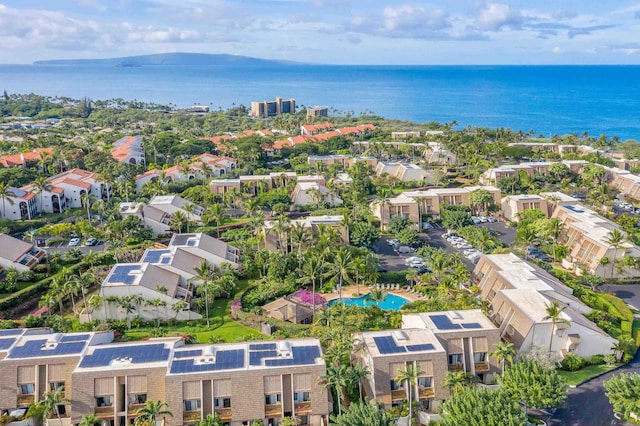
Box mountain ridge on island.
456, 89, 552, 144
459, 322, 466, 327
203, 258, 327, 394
33, 52, 302, 67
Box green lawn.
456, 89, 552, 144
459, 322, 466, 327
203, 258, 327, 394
557, 364, 621, 386
123, 279, 261, 343
0, 282, 37, 300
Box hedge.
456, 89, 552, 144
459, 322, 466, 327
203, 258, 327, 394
601, 293, 635, 322
377, 271, 409, 285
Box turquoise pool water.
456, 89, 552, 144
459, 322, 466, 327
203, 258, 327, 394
327, 293, 409, 310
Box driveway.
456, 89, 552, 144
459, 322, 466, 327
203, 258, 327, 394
608, 284, 640, 312
548, 351, 639, 426
476, 221, 517, 245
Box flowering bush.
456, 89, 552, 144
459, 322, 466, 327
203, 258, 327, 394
231, 299, 242, 311
293, 289, 327, 307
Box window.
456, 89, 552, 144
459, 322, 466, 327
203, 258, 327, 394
448, 354, 462, 365
95, 396, 113, 407
50, 381, 65, 391
474, 352, 487, 362
294, 392, 310, 402
214, 397, 231, 409
129, 393, 147, 404
264, 394, 281, 405
390, 380, 402, 391
56, 404, 67, 416
20, 384, 35, 395
267, 418, 281, 426
183, 399, 201, 412
417, 377, 432, 388
298, 415, 309, 425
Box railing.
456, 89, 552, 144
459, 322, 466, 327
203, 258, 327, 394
418, 387, 435, 399
391, 389, 406, 400
17, 394, 34, 406
294, 401, 312, 414
264, 405, 282, 417
128, 403, 145, 412
182, 411, 201, 423
214, 408, 232, 421
94, 406, 113, 416
474, 361, 490, 372
448, 363, 464, 372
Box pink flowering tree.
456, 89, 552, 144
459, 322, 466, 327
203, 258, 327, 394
293, 289, 327, 307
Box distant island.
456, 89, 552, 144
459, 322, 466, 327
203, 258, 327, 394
33, 52, 299, 67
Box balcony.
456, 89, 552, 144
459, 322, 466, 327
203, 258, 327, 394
182, 411, 201, 423
418, 388, 435, 399
214, 408, 232, 421
474, 362, 490, 372
294, 402, 312, 414
17, 394, 34, 406
391, 389, 406, 401
448, 363, 464, 372
94, 406, 113, 416
128, 403, 146, 412
264, 405, 282, 417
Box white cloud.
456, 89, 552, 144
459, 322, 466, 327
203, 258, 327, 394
552, 46, 563, 54
475, 3, 523, 31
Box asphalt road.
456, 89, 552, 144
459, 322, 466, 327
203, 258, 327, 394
44, 241, 106, 255
608, 284, 640, 312
548, 351, 639, 426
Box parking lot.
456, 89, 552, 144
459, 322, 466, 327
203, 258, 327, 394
45, 240, 106, 255
373, 220, 517, 273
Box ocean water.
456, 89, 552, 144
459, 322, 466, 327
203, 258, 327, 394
1, 64, 639, 140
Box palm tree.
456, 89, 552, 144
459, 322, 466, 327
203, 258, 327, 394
135, 400, 173, 426
319, 364, 349, 415
270, 215, 291, 253
32, 176, 52, 216
290, 222, 310, 270
332, 247, 353, 300
28, 385, 69, 425
604, 229, 626, 279
81, 192, 95, 222
78, 414, 103, 426
196, 413, 224, 426
172, 300, 189, 319
203, 203, 226, 238
184, 203, 196, 233
395, 364, 420, 421
443, 371, 473, 395
349, 363, 370, 401
300, 254, 325, 320
169, 211, 188, 234
193, 260, 215, 327
491, 341, 516, 375
367, 288, 387, 309
0, 182, 15, 218
543, 301, 571, 353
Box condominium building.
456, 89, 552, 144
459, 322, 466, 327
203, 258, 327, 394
94, 233, 240, 322
0, 234, 47, 273
250, 98, 296, 118
307, 155, 378, 169
290, 182, 342, 208
391, 131, 421, 139
501, 194, 548, 222
552, 204, 640, 278
305, 106, 329, 117
354, 310, 499, 415
370, 186, 501, 230
611, 171, 640, 200
374, 162, 435, 183
1, 187, 38, 220
473, 254, 617, 358
480, 162, 553, 185
263, 215, 348, 251
539, 192, 579, 217
0, 330, 329, 426
209, 172, 300, 197
45, 168, 111, 210
111, 136, 145, 165
421, 142, 457, 165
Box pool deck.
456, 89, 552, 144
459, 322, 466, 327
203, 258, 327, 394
324, 284, 423, 302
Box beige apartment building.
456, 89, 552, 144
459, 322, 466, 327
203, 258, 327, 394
263, 215, 348, 251
480, 162, 553, 185
472, 254, 617, 358
0, 330, 328, 426
250, 98, 295, 118
306, 155, 378, 169
539, 192, 579, 217
354, 310, 499, 416
501, 194, 549, 222
370, 186, 501, 230
611, 172, 640, 200
552, 204, 640, 278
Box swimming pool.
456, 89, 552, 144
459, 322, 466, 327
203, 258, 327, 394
327, 293, 410, 310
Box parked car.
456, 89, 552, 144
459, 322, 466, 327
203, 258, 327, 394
458, 243, 473, 250
487, 217, 497, 223
387, 239, 399, 246
85, 237, 98, 246
69, 238, 81, 246
405, 256, 422, 265
409, 259, 426, 268
417, 266, 432, 274
397, 246, 415, 254
463, 249, 480, 256
442, 232, 458, 239
377, 265, 388, 273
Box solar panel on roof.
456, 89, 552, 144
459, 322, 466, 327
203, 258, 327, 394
0, 329, 22, 336
430, 315, 462, 330
78, 343, 170, 368
60, 334, 90, 342
171, 234, 196, 246
169, 349, 245, 374
143, 250, 171, 263
173, 349, 202, 359
249, 343, 277, 351
160, 257, 171, 264
249, 350, 278, 366
7, 340, 87, 358
461, 323, 482, 329
406, 343, 435, 352
0, 338, 16, 350
373, 336, 407, 354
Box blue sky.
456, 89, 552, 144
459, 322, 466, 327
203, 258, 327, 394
0, 0, 638, 64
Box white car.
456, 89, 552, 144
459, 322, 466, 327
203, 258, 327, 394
405, 256, 422, 265
409, 260, 426, 268
458, 244, 473, 249
463, 249, 480, 255
388, 239, 399, 246
68, 238, 81, 246
487, 217, 497, 223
